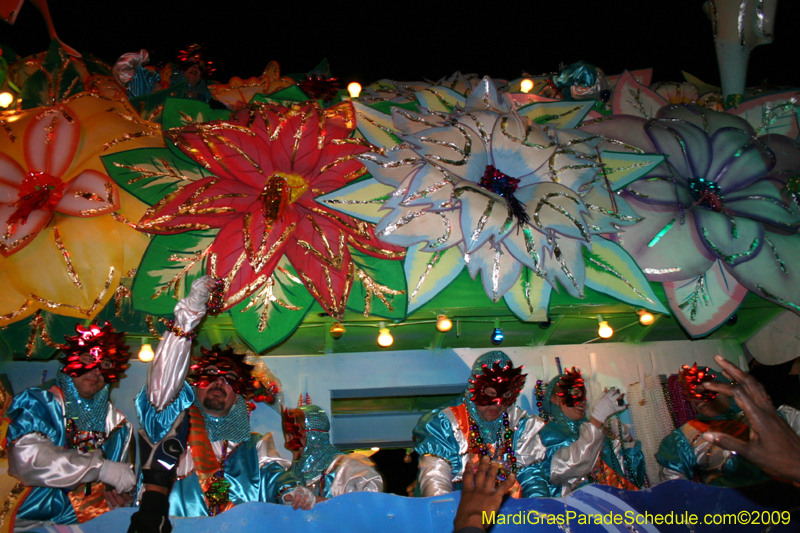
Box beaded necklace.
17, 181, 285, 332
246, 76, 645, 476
593, 413, 642, 489
58, 372, 109, 451
467, 411, 517, 481
206, 440, 232, 516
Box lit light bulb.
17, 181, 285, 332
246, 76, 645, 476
371, 447, 380, 451
637, 309, 655, 326
597, 315, 613, 339
138, 342, 154, 362
377, 322, 393, 347
347, 82, 362, 98
520, 79, 534, 93
330, 321, 345, 339
436, 314, 452, 332
0, 92, 14, 108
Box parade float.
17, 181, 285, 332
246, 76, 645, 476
0, 0, 798, 531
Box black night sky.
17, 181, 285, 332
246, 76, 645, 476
3, 1, 800, 90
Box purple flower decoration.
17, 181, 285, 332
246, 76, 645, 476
584, 103, 800, 336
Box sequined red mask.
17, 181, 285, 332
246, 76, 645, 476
468, 361, 527, 407
679, 363, 718, 402
282, 407, 306, 451
556, 367, 586, 407
59, 323, 130, 383
188, 345, 258, 397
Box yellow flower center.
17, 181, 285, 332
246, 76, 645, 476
259, 172, 309, 226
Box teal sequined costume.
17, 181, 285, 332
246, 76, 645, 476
537, 375, 645, 496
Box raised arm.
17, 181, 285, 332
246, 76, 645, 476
146, 276, 214, 411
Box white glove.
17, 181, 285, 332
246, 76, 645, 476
281, 486, 316, 510
591, 388, 626, 423
98, 459, 136, 493
185, 276, 213, 313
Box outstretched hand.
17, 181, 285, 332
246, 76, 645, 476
454, 455, 515, 532
702, 354, 800, 484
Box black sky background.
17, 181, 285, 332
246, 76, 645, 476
2, 1, 799, 90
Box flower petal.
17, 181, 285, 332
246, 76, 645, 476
542, 238, 586, 298
0, 154, 26, 200
400, 165, 455, 210
729, 231, 800, 314
405, 244, 465, 313
707, 128, 774, 193
694, 210, 763, 266
519, 182, 591, 243
455, 185, 515, 253
0, 205, 52, 256
489, 113, 555, 181
138, 177, 257, 233
462, 242, 522, 302
56, 170, 120, 217
656, 103, 753, 136
663, 261, 749, 338
502, 223, 547, 274
400, 123, 488, 183
625, 173, 693, 206
23, 107, 80, 177
358, 147, 424, 188
611, 71, 668, 119
269, 106, 325, 180
644, 118, 711, 181
376, 206, 461, 251
580, 115, 656, 154
616, 199, 714, 282
725, 180, 800, 229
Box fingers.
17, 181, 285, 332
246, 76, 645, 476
702, 431, 749, 456
496, 473, 516, 495
462, 455, 477, 490
472, 455, 491, 490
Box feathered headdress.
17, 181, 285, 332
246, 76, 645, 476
468, 357, 527, 407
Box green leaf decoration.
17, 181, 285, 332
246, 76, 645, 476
517, 100, 595, 128
503, 268, 552, 322
598, 151, 666, 191
583, 238, 669, 314
102, 147, 215, 206
229, 257, 314, 352
405, 244, 465, 313
130, 83, 187, 123
161, 97, 231, 131
0, 311, 81, 360
315, 177, 394, 224
414, 86, 466, 113
132, 230, 218, 316
251, 85, 311, 105
20, 40, 83, 109
346, 246, 407, 319
352, 101, 401, 149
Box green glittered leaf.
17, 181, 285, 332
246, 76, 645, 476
315, 177, 394, 224
404, 244, 465, 314
517, 100, 595, 128
0, 311, 81, 360
583, 237, 669, 314
346, 246, 407, 319
161, 97, 231, 131
102, 146, 215, 207
20, 40, 83, 109
229, 257, 314, 352
503, 268, 551, 322
132, 231, 218, 315
598, 151, 666, 191
251, 85, 311, 105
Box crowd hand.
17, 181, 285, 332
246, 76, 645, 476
98, 459, 137, 494
454, 455, 515, 532
185, 276, 216, 311
282, 486, 316, 510
104, 489, 133, 509
702, 354, 800, 484
591, 388, 626, 425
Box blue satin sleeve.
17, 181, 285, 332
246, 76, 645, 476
536, 423, 578, 497
602, 438, 645, 487
102, 421, 131, 463
517, 460, 550, 498
655, 429, 696, 480
413, 409, 461, 471
6, 388, 65, 446
136, 382, 194, 442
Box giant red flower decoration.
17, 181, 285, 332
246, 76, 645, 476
137, 101, 403, 317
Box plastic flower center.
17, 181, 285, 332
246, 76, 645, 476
7, 171, 65, 227
688, 177, 726, 212
259, 172, 309, 225
479, 165, 530, 225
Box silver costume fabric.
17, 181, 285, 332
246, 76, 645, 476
549, 421, 604, 493
417, 405, 546, 497
304, 454, 384, 497
8, 394, 130, 489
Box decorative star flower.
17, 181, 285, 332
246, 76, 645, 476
583, 101, 800, 336
0, 95, 159, 326
136, 101, 404, 318
208, 62, 294, 108
323, 77, 667, 319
